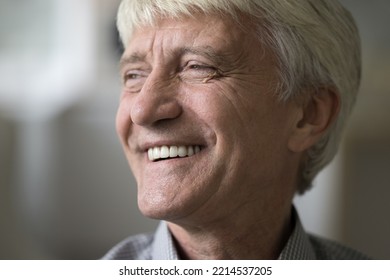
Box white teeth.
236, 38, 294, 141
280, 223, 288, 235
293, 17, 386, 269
188, 146, 194, 156
160, 146, 169, 158
148, 148, 154, 161
147, 145, 201, 161
169, 146, 178, 157
153, 147, 160, 159
178, 146, 187, 157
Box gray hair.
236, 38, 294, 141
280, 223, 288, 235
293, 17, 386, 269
117, 0, 361, 193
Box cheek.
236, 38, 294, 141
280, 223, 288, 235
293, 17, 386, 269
115, 99, 132, 144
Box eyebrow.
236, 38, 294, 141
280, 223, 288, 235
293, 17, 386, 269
180, 46, 226, 65
119, 52, 146, 71
119, 46, 226, 71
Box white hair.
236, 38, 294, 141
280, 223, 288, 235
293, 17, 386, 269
117, 0, 361, 193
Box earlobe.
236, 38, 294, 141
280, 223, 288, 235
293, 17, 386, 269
288, 88, 340, 153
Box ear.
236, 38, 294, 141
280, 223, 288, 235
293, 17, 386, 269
288, 87, 340, 153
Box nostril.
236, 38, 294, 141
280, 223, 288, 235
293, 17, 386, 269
131, 96, 182, 126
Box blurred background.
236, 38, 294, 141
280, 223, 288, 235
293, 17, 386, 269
0, 0, 389, 259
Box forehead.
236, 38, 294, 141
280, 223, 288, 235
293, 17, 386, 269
122, 13, 257, 61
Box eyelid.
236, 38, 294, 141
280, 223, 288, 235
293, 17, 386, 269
179, 60, 222, 84
122, 68, 149, 93
186, 59, 212, 66
121, 61, 150, 76
123, 69, 148, 81
183, 60, 218, 71
124, 69, 145, 77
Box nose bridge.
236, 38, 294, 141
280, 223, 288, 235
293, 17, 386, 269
144, 69, 169, 100
130, 68, 182, 126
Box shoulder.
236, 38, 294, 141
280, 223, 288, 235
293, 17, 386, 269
308, 234, 370, 260
102, 232, 154, 260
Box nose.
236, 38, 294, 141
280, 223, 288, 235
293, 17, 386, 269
130, 72, 182, 126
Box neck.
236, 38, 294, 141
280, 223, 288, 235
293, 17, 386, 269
167, 203, 293, 260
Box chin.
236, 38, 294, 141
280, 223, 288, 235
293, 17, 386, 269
138, 192, 208, 223
138, 196, 186, 221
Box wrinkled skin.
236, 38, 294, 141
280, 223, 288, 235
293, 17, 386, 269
116, 13, 327, 259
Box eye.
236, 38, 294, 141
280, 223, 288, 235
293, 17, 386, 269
187, 63, 216, 73
180, 62, 221, 83
123, 70, 145, 82
123, 70, 148, 92
125, 73, 141, 80
188, 64, 209, 70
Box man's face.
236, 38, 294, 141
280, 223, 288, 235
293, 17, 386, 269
117, 13, 300, 224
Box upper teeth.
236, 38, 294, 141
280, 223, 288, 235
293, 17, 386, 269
148, 145, 201, 161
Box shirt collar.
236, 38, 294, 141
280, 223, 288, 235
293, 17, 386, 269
278, 207, 316, 259
151, 221, 179, 260
151, 207, 316, 260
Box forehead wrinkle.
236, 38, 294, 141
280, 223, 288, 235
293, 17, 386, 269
120, 16, 253, 72
120, 29, 159, 69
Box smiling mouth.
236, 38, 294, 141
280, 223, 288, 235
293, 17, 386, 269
147, 145, 202, 162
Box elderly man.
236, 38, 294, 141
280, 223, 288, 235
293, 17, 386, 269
103, 0, 366, 259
